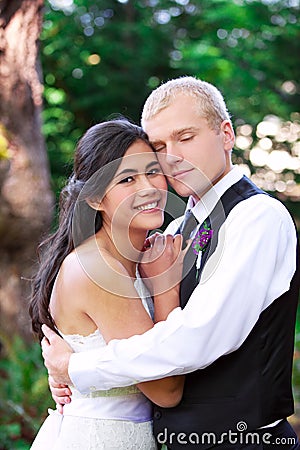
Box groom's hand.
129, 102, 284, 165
41, 324, 73, 385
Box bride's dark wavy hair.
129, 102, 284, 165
29, 118, 150, 341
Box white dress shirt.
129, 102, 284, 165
69, 167, 297, 394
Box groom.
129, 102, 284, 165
42, 77, 300, 449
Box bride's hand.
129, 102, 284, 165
48, 375, 72, 414
139, 234, 188, 296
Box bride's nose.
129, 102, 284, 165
137, 176, 158, 196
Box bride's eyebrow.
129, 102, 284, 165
114, 160, 160, 178
146, 160, 161, 170
115, 168, 137, 177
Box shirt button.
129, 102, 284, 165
154, 411, 162, 420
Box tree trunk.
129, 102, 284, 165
0, 0, 53, 343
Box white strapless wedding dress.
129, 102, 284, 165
30, 275, 157, 450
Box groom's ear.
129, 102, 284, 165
221, 120, 235, 150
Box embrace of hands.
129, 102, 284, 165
42, 232, 189, 413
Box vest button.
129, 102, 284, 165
154, 411, 162, 420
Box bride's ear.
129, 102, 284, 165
87, 198, 103, 211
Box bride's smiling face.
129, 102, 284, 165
99, 141, 167, 233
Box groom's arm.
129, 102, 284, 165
42, 197, 297, 395
41, 326, 74, 408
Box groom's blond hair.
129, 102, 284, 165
141, 76, 232, 132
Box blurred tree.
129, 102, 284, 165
0, 0, 53, 342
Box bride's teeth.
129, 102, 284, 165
137, 202, 158, 211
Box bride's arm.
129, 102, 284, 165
74, 244, 184, 407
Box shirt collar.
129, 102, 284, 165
188, 166, 244, 224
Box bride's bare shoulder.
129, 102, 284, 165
59, 242, 135, 297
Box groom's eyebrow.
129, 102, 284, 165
150, 139, 163, 146
171, 126, 198, 139
151, 127, 199, 146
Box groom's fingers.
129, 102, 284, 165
41, 336, 49, 350
40, 324, 73, 385
42, 324, 57, 343
41, 335, 52, 363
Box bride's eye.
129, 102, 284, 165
119, 176, 134, 184
147, 168, 162, 176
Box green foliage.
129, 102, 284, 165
40, 0, 299, 218
41, 0, 186, 196
0, 336, 54, 449
181, 1, 299, 125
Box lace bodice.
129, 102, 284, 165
61, 329, 140, 398
62, 328, 105, 352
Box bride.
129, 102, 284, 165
29, 118, 185, 449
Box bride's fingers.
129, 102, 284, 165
144, 235, 166, 261
182, 238, 192, 254
52, 392, 70, 404
51, 385, 72, 397
51, 387, 71, 402
153, 234, 165, 251
143, 232, 162, 249
48, 376, 66, 389
56, 403, 64, 415
173, 234, 183, 253
49, 375, 72, 397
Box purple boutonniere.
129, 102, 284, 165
192, 221, 213, 254
192, 221, 213, 280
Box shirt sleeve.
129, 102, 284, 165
69, 194, 297, 394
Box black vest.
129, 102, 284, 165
153, 176, 300, 449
